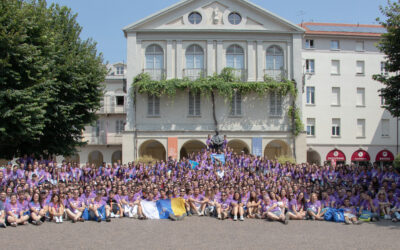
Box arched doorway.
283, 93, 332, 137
139, 140, 166, 161
227, 139, 249, 154
264, 140, 291, 160
88, 151, 103, 167
307, 150, 321, 165
180, 140, 206, 159
64, 154, 80, 164
112, 150, 122, 164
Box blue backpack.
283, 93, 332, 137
333, 209, 345, 223
324, 208, 335, 221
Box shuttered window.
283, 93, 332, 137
269, 92, 282, 117
188, 91, 201, 116
230, 92, 242, 116
147, 95, 160, 116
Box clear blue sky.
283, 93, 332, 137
48, 0, 387, 63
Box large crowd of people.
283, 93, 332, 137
0, 136, 399, 228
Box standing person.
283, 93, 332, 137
6, 193, 29, 226
66, 189, 86, 222
29, 192, 45, 225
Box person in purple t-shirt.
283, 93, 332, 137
0, 200, 5, 228
66, 189, 86, 222
306, 193, 324, 220
89, 191, 111, 222
341, 198, 361, 225
29, 192, 45, 225
216, 192, 231, 220
6, 193, 29, 226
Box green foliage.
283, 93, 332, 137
394, 153, 400, 170
373, 1, 400, 117
0, 0, 107, 159
132, 68, 297, 99
277, 155, 296, 165
288, 106, 304, 136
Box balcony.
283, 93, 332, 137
85, 133, 123, 145
143, 68, 165, 81
264, 69, 286, 81
232, 69, 247, 81
97, 104, 127, 114
183, 68, 205, 81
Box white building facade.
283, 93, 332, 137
121, 0, 307, 164
301, 23, 399, 165
69, 0, 398, 166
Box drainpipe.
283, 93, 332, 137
133, 89, 138, 160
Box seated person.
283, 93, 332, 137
66, 189, 85, 222
306, 193, 324, 220
6, 193, 29, 226
29, 192, 45, 225
341, 198, 361, 225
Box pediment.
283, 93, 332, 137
123, 0, 304, 34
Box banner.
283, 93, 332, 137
211, 153, 225, 165
189, 160, 199, 169
168, 137, 178, 159
252, 137, 262, 156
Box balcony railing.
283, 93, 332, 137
85, 134, 123, 145
264, 69, 286, 81
183, 68, 205, 80
97, 104, 127, 114
232, 69, 247, 81
143, 68, 165, 81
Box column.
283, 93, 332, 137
256, 40, 264, 81
216, 40, 223, 74
207, 40, 214, 76
247, 41, 255, 82
176, 40, 183, 79
166, 40, 173, 79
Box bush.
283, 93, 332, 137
277, 155, 296, 165
394, 153, 400, 170
138, 155, 158, 165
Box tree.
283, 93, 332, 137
373, 1, 400, 118
0, 0, 107, 159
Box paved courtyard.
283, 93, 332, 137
0, 217, 399, 250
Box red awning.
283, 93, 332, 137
375, 150, 394, 162
351, 149, 370, 162
326, 149, 346, 161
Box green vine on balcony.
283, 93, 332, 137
132, 67, 304, 136
132, 68, 296, 98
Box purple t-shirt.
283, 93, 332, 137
6, 202, 22, 215
68, 197, 85, 209
29, 201, 42, 212
219, 198, 231, 210
307, 200, 321, 212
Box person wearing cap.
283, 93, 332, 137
89, 191, 111, 222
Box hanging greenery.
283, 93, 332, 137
288, 106, 304, 136
132, 67, 304, 136
132, 67, 296, 99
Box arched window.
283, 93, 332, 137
186, 45, 204, 69
226, 44, 244, 69
145, 44, 164, 69
266, 45, 284, 80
